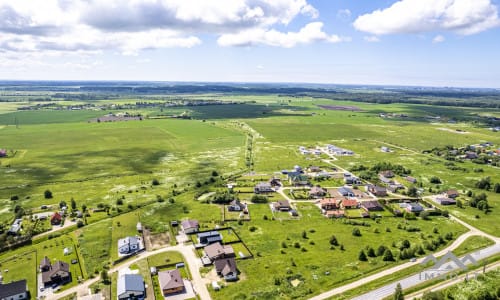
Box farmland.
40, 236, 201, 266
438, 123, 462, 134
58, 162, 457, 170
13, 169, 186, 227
0, 83, 499, 300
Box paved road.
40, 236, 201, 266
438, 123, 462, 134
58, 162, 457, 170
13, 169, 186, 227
352, 243, 500, 300
49, 243, 211, 300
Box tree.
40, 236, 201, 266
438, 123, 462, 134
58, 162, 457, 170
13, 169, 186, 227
151, 179, 160, 186
71, 198, 77, 210
211, 170, 219, 177
400, 240, 411, 250
101, 270, 110, 284
359, 250, 368, 261
77, 220, 84, 228
429, 176, 441, 184
383, 249, 394, 261
352, 228, 361, 237
329, 235, 339, 246
407, 186, 418, 197
302, 230, 308, 239
367, 247, 376, 257
44, 190, 53, 199
393, 283, 404, 300
59, 201, 67, 208
377, 245, 387, 257
475, 177, 491, 190
494, 183, 500, 194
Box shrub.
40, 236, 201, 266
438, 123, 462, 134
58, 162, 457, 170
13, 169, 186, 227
359, 250, 367, 261
329, 235, 339, 246
44, 190, 53, 199
352, 228, 362, 236
249, 226, 257, 232
152, 179, 160, 186
251, 195, 268, 203
10, 195, 19, 201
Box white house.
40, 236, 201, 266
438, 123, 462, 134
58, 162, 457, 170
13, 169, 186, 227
117, 274, 145, 300
118, 236, 140, 254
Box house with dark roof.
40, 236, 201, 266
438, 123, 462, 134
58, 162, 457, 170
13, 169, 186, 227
360, 201, 384, 212
197, 231, 222, 245
368, 185, 387, 197
8, 219, 22, 235
117, 274, 145, 300
405, 176, 417, 184
118, 236, 141, 255
0, 279, 27, 300
273, 200, 292, 211
406, 202, 424, 213
288, 173, 310, 186
435, 197, 457, 205
254, 182, 274, 194
40, 257, 71, 286
158, 269, 185, 295
51, 212, 62, 225
204, 242, 235, 261
214, 257, 238, 281
228, 200, 246, 212
338, 187, 355, 197
181, 219, 199, 234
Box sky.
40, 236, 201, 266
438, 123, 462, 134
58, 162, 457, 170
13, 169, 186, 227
0, 0, 500, 88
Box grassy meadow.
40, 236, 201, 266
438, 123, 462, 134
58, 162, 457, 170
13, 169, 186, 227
0, 94, 499, 299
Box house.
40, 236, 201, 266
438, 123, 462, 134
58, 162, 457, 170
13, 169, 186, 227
308, 166, 321, 173
204, 242, 235, 261
198, 231, 222, 245
309, 186, 326, 198
360, 201, 384, 212
405, 176, 417, 184
8, 219, 22, 235
268, 177, 281, 187
228, 200, 246, 212
51, 212, 62, 225
338, 187, 355, 197
40, 257, 71, 286
388, 184, 405, 193
273, 200, 292, 211
378, 174, 394, 184
341, 199, 359, 209
181, 219, 199, 234
446, 189, 460, 198
254, 182, 274, 194
368, 185, 387, 197
117, 274, 145, 300
344, 176, 362, 185
320, 198, 340, 210
379, 170, 395, 178
214, 258, 238, 281
288, 173, 310, 186
465, 152, 478, 159
118, 236, 141, 255
406, 202, 424, 213
325, 210, 345, 218
315, 171, 331, 179
0, 279, 27, 300
436, 197, 457, 205
158, 269, 185, 295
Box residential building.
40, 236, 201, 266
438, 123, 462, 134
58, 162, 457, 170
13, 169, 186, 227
214, 258, 238, 281
40, 257, 71, 286
117, 274, 145, 300
158, 269, 185, 295
51, 212, 62, 225
204, 242, 235, 261
0, 279, 27, 300
181, 219, 199, 234
254, 182, 274, 194
273, 200, 292, 211
197, 231, 222, 245
118, 236, 141, 255
309, 186, 326, 198
360, 201, 384, 212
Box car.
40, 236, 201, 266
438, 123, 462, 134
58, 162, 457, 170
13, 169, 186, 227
51, 283, 58, 289
410, 257, 417, 262
39, 287, 45, 292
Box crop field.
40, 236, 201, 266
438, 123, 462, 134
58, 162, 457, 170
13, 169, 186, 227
0, 91, 499, 300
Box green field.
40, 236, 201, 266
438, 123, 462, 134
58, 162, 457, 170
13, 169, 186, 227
0, 92, 499, 299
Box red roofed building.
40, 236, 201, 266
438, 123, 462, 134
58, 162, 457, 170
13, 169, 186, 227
51, 212, 62, 225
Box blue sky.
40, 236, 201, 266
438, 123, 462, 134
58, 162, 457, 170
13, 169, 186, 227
0, 0, 499, 87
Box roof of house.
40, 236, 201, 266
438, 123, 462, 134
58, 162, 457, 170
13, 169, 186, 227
214, 257, 237, 276
320, 198, 341, 206
158, 269, 184, 291
379, 170, 395, 178
342, 199, 358, 207
198, 231, 221, 238
326, 210, 345, 217
275, 200, 291, 208
338, 187, 354, 195
51, 212, 62, 221
117, 274, 144, 296
446, 189, 459, 196
371, 185, 387, 192
309, 186, 326, 194
118, 236, 139, 247
42, 260, 70, 283
361, 201, 383, 209
0, 280, 26, 298
204, 242, 234, 259
255, 182, 272, 188
181, 219, 199, 229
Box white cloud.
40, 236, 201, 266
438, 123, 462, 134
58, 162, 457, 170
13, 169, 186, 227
433, 35, 445, 43
354, 0, 500, 35
337, 9, 351, 21
218, 22, 348, 47
257, 64, 264, 69
364, 36, 380, 43
0, 0, 330, 58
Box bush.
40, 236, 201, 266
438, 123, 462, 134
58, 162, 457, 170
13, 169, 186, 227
77, 220, 85, 228
152, 179, 160, 186
429, 176, 441, 184
359, 250, 367, 261
249, 226, 257, 232
116, 199, 124, 205
329, 235, 339, 246
44, 190, 53, 199
10, 195, 19, 201
251, 195, 268, 203
352, 228, 361, 236
383, 249, 394, 261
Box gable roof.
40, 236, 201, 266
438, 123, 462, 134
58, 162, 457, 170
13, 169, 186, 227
214, 257, 237, 276
117, 274, 144, 296
0, 280, 26, 298
342, 199, 358, 207
40, 256, 51, 269
42, 260, 70, 284
204, 242, 234, 259
181, 219, 199, 229
158, 269, 184, 291
51, 212, 62, 222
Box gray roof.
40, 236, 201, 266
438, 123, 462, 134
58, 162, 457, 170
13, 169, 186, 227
197, 231, 221, 238
158, 269, 184, 290
117, 274, 144, 296
118, 236, 139, 247
0, 280, 26, 298
338, 187, 354, 195
181, 219, 199, 229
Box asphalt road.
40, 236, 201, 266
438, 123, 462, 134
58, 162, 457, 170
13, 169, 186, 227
351, 243, 500, 300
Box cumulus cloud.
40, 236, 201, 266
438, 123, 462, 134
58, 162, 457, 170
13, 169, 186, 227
337, 9, 352, 21
0, 0, 332, 59
354, 0, 500, 35
217, 22, 347, 47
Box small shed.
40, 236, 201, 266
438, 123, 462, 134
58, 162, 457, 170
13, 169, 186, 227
136, 222, 143, 232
